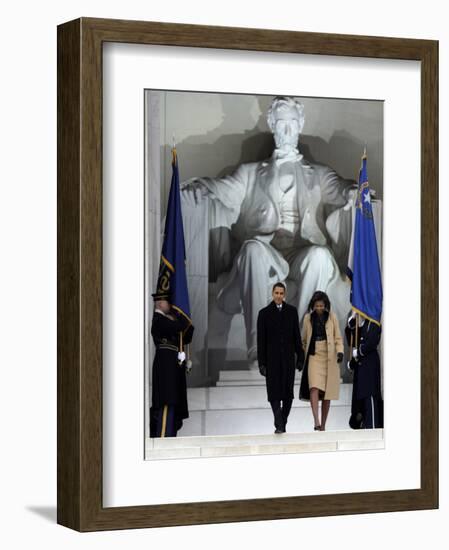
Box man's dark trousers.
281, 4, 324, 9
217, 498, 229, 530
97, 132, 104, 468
270, 399, 293, 431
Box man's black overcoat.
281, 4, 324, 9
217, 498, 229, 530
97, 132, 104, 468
151, 312, 194, 423
257, 301, 304, 402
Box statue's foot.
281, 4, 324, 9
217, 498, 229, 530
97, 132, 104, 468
248, 360, 259, 371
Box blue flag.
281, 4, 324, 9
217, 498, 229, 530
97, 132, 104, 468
155, 149, 191, 323
346, 151, 383, 325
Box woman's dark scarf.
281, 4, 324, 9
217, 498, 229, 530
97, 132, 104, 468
307, 309, 329, 356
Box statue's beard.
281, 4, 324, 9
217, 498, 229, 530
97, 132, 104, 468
274, 135, 299, 153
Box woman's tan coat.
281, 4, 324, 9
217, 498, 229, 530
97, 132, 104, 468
301, 311, 344, 400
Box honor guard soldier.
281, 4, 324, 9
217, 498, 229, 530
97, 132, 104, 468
150, 291, 194, 438
345, 312, 383, 429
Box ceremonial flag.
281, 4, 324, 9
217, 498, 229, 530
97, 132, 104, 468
346, 150, 383, 325
154, 149, 191, 324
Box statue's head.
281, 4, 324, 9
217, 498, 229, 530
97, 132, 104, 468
267, 96, 305, 152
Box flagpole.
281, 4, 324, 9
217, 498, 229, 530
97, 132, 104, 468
156, 143, 192, 365
178, 329, 183, 364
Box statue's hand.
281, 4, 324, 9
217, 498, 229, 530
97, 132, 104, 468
180, 177, 198, 191
344, 187, 358, 211
344, 187, 376, 211
181, 178, 209, 206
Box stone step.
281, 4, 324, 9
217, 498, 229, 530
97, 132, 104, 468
178, 404, 353, 437
218, 370, 272, 382
216, 379, 267, 386
186, 383, 352, 411
151, 427, 384, 449
216, 370, 344, 387
216, 369, 303, 386
145, 428, 384, 460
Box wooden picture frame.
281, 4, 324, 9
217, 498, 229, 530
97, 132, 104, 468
57, 17, 438, 531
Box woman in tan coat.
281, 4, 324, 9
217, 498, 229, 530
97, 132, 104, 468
299, 291, 344, 431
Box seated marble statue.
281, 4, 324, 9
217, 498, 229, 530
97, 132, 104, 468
181, 96, 356, 366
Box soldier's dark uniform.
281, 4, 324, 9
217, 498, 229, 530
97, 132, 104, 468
345, 317, 383, 429
150, 310, 194, 438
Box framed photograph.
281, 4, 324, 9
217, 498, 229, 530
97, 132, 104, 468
142, 89, 384, 456
57, 17, 438, 531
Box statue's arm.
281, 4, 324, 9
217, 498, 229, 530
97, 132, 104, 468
320, 168, 355, 210
181, 164, 249, 210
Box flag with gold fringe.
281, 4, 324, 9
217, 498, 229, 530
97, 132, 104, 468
154, 149, 191, 324
346, 150, 383, 324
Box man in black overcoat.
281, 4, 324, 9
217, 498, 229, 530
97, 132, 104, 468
257, 282, 304, 433
150, 292, 194, 438
345, 313, 383, 429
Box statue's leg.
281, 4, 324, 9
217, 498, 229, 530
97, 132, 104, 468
235, 240, 289, 362
289, 245, 351, 327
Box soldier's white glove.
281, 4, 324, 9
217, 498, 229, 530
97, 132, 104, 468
178, 351, 186, 363
347, 311, 357, 327
352, 348, 358, 360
